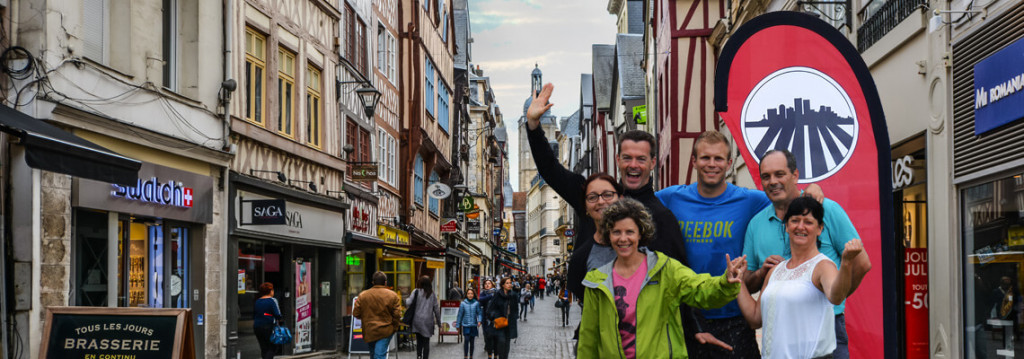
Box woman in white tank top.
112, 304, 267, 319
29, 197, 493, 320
736, 197, 864, 359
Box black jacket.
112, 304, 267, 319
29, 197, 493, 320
485, 289, 519, 339
526, 125, 687, 298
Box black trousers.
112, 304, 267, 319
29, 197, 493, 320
483, 328, 496, 354
561, 304, 571, 326
416, 334, 431, 359
253, 324, 277, 359
493, 329, 512, 359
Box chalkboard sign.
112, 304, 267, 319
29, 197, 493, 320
40, 307, 195, 359
348, 297, 369, 354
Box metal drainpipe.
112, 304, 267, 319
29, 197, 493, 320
223, 0, 234, 151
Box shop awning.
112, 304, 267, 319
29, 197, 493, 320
490, 243, 520, 259
0, 104, 141, 185
498, 261, 527, 273
445, 248, 470, 260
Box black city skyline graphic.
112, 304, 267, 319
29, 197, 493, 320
745, 98, 855, 179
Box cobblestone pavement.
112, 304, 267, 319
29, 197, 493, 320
379, 293, 579, 359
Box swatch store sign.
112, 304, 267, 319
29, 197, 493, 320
74, 162, 214, 223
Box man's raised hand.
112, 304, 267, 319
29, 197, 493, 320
526, 83, 554, 130
725, 254, 747, 283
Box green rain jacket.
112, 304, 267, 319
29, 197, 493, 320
578, 250, 740, 359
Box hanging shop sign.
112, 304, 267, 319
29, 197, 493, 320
466, 219, 481, 233
40, 307, 195, 359
425, 258, 446, 269
349, 162, 379, 182
74, 162, 214, 223
633, 105, 647, 124
241, 199, 287, 225
440, 219, 458, 233
377, 224, 411, 246
973, 36, 1024, 135
459, 196, 474, 211
715, 12, 894, 358
427, 183, 452, 199
236, 190, 345, 246
350, 199, 376, 235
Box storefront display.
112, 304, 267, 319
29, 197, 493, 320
963, 173, 1024, 358
227, 174, 346, 358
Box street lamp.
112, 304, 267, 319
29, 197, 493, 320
355, 87, 382, 118
338, 81, 382, 118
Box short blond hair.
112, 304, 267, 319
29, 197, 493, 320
692, 130, 731, 158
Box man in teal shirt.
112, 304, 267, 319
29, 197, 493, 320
742, 149, 872, 359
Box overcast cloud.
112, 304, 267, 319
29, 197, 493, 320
467, 0, 618, 191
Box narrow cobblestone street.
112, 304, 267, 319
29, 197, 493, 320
385, 294, 578, 359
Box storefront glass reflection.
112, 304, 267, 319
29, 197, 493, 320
963, 173, 1024, 358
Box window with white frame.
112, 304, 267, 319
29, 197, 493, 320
388, 136, 397, 186
437, 82, 449, 132
414, 155, 424, 205
425, 58, 435, 116
377, 24, 397, 84
428, 172, 440, 215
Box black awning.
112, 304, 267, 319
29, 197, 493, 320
0, 105, 141, 185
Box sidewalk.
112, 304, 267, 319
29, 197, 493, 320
375, 294, 579, 359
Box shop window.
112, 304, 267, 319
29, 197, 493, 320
345, 252, 366, 314
73, 211, 193, 308
963, 173, 1024, 358
381, 258, 413, 296
245, 27, 266, 126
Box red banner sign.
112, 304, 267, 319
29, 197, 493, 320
904, 248, 928, 358
715, 12, 895, 358
440, 219, 458, 233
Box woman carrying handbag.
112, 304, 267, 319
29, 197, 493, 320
253, 282, 283, 359
486, 277, 519, 359
405, 276, 441, 359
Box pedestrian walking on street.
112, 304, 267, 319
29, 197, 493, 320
449, 283, 464, 301
406, 276, 441, 359
486, 277, 519, 359
558, 288, 573, 327
456, 288, 483, 359
519, 283, 533, 320
538, 276, 546, 299
578, 199, 744, 359
353, 272, 403, 359
478, 279, 498, 359
253, 282, 282, 359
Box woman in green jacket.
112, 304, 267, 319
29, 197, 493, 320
578, 198, 746, 359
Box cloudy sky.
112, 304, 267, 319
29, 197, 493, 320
467, 0, 618, 190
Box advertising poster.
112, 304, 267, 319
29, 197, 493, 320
295, 261, 312, 353
715, 12, 895, 358
904, 248, 928, 359
439, 301, 460, 335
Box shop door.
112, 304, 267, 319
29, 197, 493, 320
117, 217, 194, 308
236, 241, 285, 359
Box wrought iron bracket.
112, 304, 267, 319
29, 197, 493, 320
797, 0, 852, 30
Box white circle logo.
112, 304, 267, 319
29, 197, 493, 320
741, 66, 858, 183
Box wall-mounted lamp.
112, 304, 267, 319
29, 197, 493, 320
288, 179, 318, 192
338, 80, 382, 118
250, 169, 287, 182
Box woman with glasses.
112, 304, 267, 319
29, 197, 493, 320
582, 173, 623, 271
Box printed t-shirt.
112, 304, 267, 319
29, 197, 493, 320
656, 183, 769, 319
613, 262, 648, 359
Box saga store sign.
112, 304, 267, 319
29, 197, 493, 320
74, 162, 214, 223
236, 191, 344, 246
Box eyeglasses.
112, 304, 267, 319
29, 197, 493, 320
585, 191, 619, 203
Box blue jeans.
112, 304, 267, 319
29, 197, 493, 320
367, 335, 392, 359
833, 314, 848, 359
